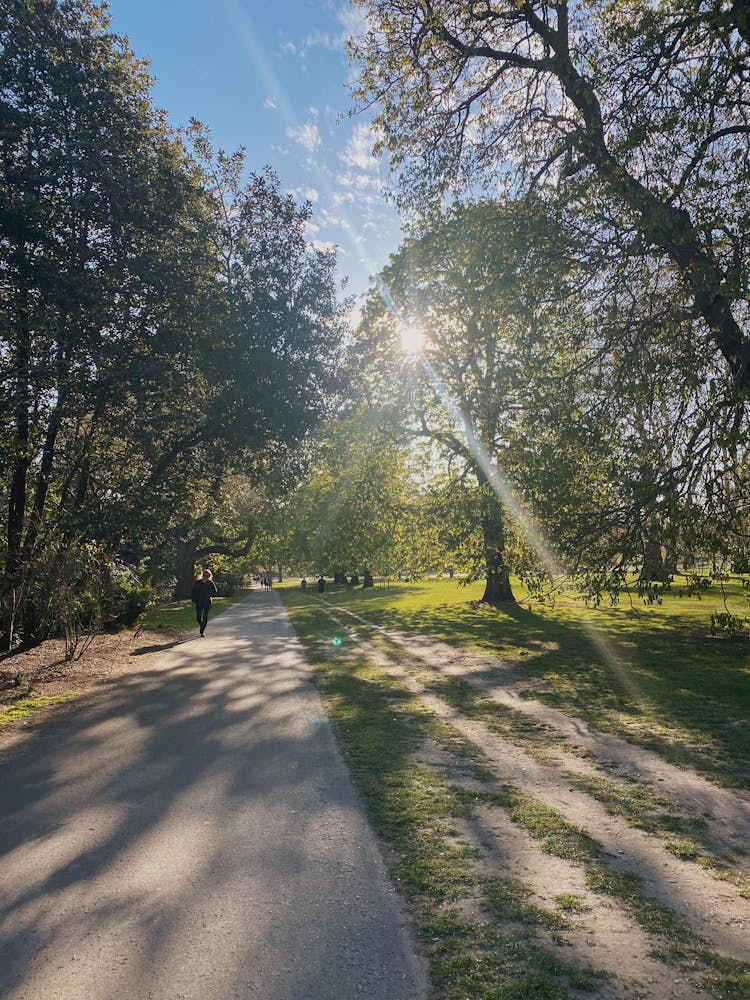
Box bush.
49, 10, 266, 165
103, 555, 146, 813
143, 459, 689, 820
114, 581, 155, 626
709, 611, 748, 635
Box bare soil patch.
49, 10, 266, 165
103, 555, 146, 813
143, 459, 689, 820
0, 627, 187, 751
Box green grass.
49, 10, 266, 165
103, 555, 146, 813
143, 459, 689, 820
281, 577, 750, 787
0, 693, 74, 726
281, 586, 750, 1000
358, 616, 749, 884
281, 591, 608, 1000
141, 590, 251, 629
494, 789, 750, 999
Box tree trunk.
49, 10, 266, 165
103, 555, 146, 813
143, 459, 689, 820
558, 50, 750, 393
641, 529, 670, 584
482, 568, 515, 603
174, 528, 198, 599
480, 486, 515, 604
1, 280, 32, 651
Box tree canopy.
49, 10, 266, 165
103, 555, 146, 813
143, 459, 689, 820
351, 0, 750, 398
0, 0, 346, 646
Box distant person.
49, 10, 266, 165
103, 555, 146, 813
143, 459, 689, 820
301, 577, 307, 590
317, 575, 326, 595
191, 568, 218, 637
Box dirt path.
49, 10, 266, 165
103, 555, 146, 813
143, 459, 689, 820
320, 599, 750, 1000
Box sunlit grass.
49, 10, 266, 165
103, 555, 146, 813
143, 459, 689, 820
281, 576, 750, 786
282, 588, 750, 999
0, 694, 74, 726
281, 593, 609, 999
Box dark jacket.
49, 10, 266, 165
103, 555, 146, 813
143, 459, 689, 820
191, 579, 218, 608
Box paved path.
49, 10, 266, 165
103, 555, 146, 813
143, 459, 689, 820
0, 593, 427, 1000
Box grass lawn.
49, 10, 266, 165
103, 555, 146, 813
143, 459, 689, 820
280, 576, 750, 787
279, 578, 750, 1000
141, 590, 251, 630
279, 590, 611, 999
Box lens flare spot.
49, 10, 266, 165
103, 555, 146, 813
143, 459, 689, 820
332, 636, 343, 647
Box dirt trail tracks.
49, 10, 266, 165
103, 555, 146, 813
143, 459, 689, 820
318, 598, 750, 1000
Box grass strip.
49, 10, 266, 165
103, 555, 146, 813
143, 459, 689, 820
288, 591, 750, 999
313, 579, 750, 789
494, 789, 750, 1000
340, 610, 750, 894
0, 693, 74, 727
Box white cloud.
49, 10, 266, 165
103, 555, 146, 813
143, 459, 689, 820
281, 40, 297, 55
302, 4, 367, 51
336, 171, 384, 193
264, 96, 278, 110
304, 28, 337, 49
337, 4, 368, 43
287, 122, 322, 152
311, 239, 339, 254
339, 122, 378, 171
290, 186, 320, 204
319, 209, 342, 227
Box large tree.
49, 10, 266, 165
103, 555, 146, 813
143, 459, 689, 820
283, 408, 420, 581
358, 200, 571, 601
0, 0, 212, 647
162, 132, 347, 595
0, 1, 347, 647
351, 0, 750, 397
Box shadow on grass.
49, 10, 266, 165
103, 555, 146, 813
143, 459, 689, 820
306, 584, 750, 787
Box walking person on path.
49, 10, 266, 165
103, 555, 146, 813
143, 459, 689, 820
190, 568, 218, 637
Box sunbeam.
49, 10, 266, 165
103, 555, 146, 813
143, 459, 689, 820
374, 277, 643, 701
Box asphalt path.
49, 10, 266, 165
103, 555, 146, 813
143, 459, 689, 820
0, 591, 428, 1000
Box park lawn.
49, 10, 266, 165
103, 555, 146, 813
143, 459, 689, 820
280, 577, 750, 787
141, 590, 251, 630
279, 591, 611, 1000
280, 582, 750, 999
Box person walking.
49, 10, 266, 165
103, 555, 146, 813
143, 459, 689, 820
191, 569, 218, 637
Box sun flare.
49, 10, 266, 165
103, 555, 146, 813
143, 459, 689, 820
399, 324, 425, 354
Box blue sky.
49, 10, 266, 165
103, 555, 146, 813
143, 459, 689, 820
104, 0, 403, 305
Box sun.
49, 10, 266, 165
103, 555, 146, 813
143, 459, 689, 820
399, 323, 425, 354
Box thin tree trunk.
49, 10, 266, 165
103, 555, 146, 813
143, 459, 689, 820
174, 528, 198, 599
1, 280, 32, 650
